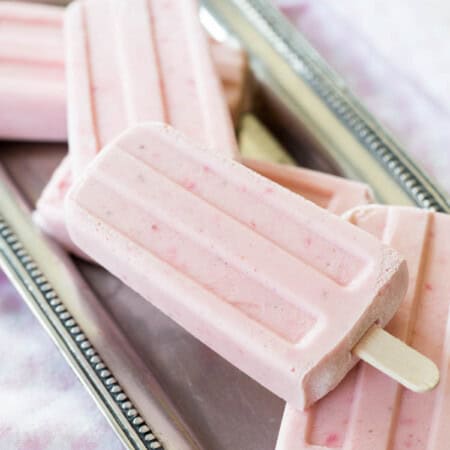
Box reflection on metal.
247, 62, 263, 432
202, 0, 450, 212
0, 166, 202, 450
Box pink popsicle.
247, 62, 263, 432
0, 1, 247, 142
0, 2, 66, 141
243, 158, 373, 215
33, 157, 87, 259
276, 205, 450, 450
66, 0, 237, 177
64, 122, 407, 409
34, 156, 372, 258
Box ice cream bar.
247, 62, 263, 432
243, 158, 373, 215
238, 117, 374, 214
33, 157, 88, 259
34, 155, 373, 258
0, 1, 245, 142
36, 109, 371, 256
276, 205, 449, 449
209, 37, 248, 123
64, 122, 410, 409
0, 2, 66, 141
66, 0, 237, 177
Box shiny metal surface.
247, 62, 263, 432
0, 155, 203, 450
2, 0, 450, 449
202, 0, 450, 211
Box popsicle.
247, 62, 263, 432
64, 122, 415, 409
0, 2, 66, 141
65, 0, 237, 177
243, 159, 373, 214
36, 107, 372, 257
0, 1, 246, 142
239, 114, 373, 213
34, 154, 373, 258
276, 205, 449, 449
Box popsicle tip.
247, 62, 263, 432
409, 358, 440, 393
353, 325, 440, 393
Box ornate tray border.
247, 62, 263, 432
0, 214, 163, 450
202, 0, 450, 212
2, 1, 450, 449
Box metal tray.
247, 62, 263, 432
1, 1, 449, 450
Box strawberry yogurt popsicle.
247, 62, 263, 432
66, 0, 237, 177
33, 158, 87, 259
64, 122, 409, 409
0, 1, 246, 142
276, 205, 450, 450
0, 2, 66, 141
243, 158, 373, 215
34, 155, 373, 258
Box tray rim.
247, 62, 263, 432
2, 1, 450, 449
202, 0, 450, 212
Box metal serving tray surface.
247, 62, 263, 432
1, 1, 449, 450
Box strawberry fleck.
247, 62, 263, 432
325, 433, 339, 446
182, 179, 196, 190
58, 179, 68, 192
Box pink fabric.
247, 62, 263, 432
0, 270, 123, 449
2, 1, 450, 448
277, 0, 450, 194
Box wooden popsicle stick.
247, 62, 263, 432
238, 114, 297, 165
353, 325, 440, 392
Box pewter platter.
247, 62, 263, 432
1, 1, 449, 450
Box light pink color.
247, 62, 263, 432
65, 123, 407, 409
243, 158, 373, 215
276, 205, 450, 449
33, 157, 88, 259
0, 2, 66, 141
65, 0, 237, 177
5, 1, 450, 448
35, 156, 372, 259
0, 1, 246, 143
